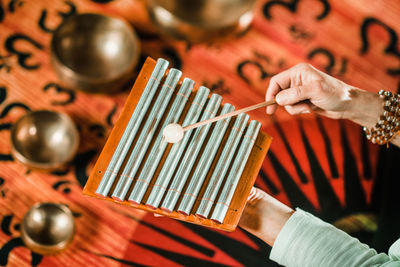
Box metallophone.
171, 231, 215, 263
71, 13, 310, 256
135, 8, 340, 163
83, 57, 272, 231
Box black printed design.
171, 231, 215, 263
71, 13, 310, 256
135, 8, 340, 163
0, 93, 30, 162
263, 0, 330, 21
237, 60, 269, 84
202, 79, 231, 95
0, 118, 13, 162
0, 0, 24, 23
8, 0, 24, 13
1, 214, 13, 236
0, 87, 6, 104
0, 3, 4, 22
5, 34, 43, 70
0, 214, 43, 266
73, 149, 98, 187
289, 24, 315, 44
0, 54, 11, 72
0, 237, 43, 266
43, 83, 76, 105
360, 17, 400, 76
52, 180, 71, 194
38, 1, 77, 33
106, 105, 117, 126
237, 51, 284, 84
307, 47, 347, 76
89, 124, 106, 138
0, 177, 7, 198
0, 102, 30, 118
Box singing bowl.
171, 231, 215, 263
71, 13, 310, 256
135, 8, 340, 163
51, 13, 140, 93
146, 0, 257, 42
21, 203, 75, 255
10, 110, 79, 170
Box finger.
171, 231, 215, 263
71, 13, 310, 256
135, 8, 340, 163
275, 85, 312, 106
266, 69, 293, 114
266, 80, 280, 114
247, 186, 257, 201
284, 102, 312, 115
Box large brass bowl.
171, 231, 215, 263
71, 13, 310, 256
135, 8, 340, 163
10, 110, 79, 170
21, 203, 75, 255
51, 13, 140, 93
147, 0, 257, 42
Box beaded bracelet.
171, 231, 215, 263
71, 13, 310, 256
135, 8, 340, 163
363, 90, 400, 145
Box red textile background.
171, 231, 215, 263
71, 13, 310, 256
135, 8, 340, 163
1, 0, 400, 266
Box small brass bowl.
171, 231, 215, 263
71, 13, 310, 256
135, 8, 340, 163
51, 13, 140, 93
21, 203, 75, 255
11, 110, 79, 170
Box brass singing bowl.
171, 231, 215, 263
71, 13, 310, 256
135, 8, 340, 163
21, 203, 75, 255
10, 110, 79, 170
147, 0, 257, 42
51, 13, 140, 93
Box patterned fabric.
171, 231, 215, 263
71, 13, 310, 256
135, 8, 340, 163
0, 0, 399, 266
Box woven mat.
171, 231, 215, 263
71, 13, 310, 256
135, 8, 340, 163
1, 0, 400, 266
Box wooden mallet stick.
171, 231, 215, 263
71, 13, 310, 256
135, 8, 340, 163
183, 100, 276, 132
163, 100, 276, 143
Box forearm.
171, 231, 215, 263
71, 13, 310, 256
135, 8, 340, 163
270, 209, 398, 267
343, 87, 400, 148
343, 87, 383, 128
239, 188, 294, 246
239, 194, 398, 266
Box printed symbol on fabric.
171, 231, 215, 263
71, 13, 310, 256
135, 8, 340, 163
43, 82, 76, 106
0, 177, 7, 198
89, 124, 106, 138
106, 104, 118, 126
202, 79, 231, 95
73, 149, 98, 187
288, 24, 315, 44
237, 50, 286, 85
4, 34, 43, 70
38, 1, 77, 33
0, 0, 24, 23
307, 47, 348, 76
263, 0, 330, 21
52, 180, 72, 194
0, 86, 30, 162
360, 17, 400, 76
0, 54, 12, 72
0, 215, 43, 266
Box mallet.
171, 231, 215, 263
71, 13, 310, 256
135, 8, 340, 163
163, 100, 276, 143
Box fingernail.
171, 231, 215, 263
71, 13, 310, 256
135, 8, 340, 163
301, 110, 310, 114
275, 94, 284, 104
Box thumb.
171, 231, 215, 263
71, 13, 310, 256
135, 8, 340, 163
275, 85, 311, 106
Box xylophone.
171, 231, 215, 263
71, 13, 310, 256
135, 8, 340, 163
83, 57, 272, 231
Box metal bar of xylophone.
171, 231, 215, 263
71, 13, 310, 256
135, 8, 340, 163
83, 57, 272, 232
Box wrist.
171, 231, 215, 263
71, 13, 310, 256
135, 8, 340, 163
259, 195, 294, 246
343, 87, 384, 128
239, 190, 294, 246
